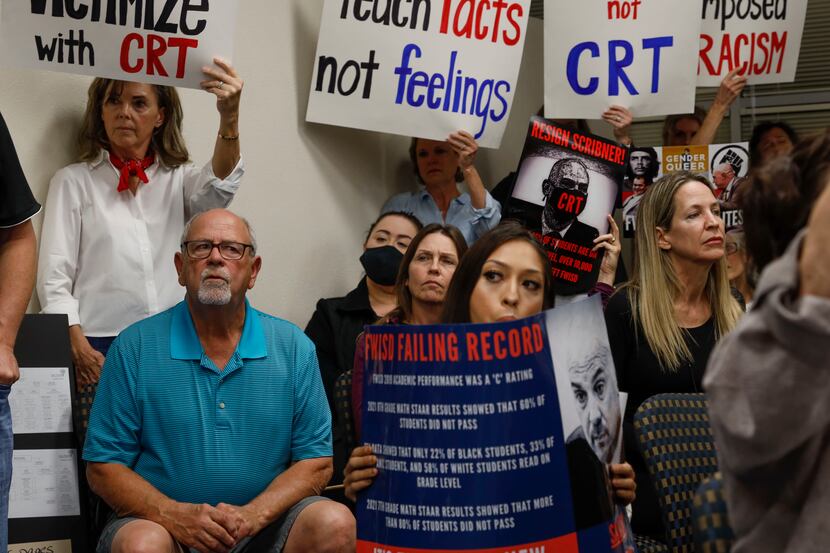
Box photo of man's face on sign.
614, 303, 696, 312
547, 299, 622, 465
513, 154, 616, 241
541, 158, 592, 237
506, 118, 625, 296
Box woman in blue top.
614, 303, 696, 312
381, 130, 500, 245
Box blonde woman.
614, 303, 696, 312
38, 60, 244, 389
604, 171, 741, 539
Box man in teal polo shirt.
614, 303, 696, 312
84, 209, 355, 553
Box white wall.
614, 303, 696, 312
0, 2, 560, 328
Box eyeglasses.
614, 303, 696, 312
181, 240, 254, 260
725, 242, 739, 255
544, 177, 589, 194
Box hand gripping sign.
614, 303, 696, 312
0, 1, 239, 89
306, 0, 531, 148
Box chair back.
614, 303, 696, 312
692, 472, 734, 553
633, 393, 718, 553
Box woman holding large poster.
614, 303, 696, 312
345, 222, 636, 507
605, 171, 741, 538
37, 60, 245, 389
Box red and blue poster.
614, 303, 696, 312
504, 117, 627, 296
357, 296, 634, 553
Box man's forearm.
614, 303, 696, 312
244, 457, 332, 531
87, 462, 177, 523
0, 221, 36, 350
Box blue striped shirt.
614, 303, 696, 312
381, 186, 501, 244
84, 300, 332, 506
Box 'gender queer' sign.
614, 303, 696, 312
544, 0, 701, 119
0, 1, 239, 89
306, 0, 531, 148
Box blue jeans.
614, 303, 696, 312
87, 336, 116, 358
0, 384, 12, 551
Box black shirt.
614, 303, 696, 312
0, 113, 40, 227
604, 289, 716, 538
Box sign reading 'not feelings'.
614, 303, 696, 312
544, 0, 701, 119
306, 0, 531, 148
0, 1, 239, 89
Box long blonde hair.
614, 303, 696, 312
625, 171, 741, 370
78, 79, 189, 167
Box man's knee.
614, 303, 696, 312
288, 501, 355, 553
110, 519, 178, 553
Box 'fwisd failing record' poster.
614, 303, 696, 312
357, 296, 634, 553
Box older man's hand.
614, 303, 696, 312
161, 501, 239, 553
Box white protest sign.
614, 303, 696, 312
697, 0, 808, 85
544, 0, 701, 119
306, 0, 532, 148
0, 1, 239, 89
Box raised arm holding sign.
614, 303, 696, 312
37, 62, 246, 390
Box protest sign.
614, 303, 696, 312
305, 0, 531, 148
0, 1, 239, 89
621, 141, 748, 236
358, 296, 634, 552
544, 0, 701, 119
698, 0, 809, 85
504, 117, 626, 296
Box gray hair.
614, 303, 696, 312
180, 210, 258, 255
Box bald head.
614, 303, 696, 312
181, 209, 257, 254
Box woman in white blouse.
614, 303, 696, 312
38, 59, 245, 388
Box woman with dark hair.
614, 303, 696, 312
705, 130, 830, 553
381, 131, 499, 245
441, 221, 554, 323
337, 224, 467, 487
306, 211, 423, 413
742, 134, 830, 274
351, 223, 468, 431
749, 120, 798, 166
37, 61, 244, 389
605, 171, 742, 538
345, 222, 635, 510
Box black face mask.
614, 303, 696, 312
544, 187, 588, 229
360, 246, 404, 286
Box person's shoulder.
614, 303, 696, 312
605, 288, 633, 316
255, 308, 315, 349
118, 305, 177, 342
50, 161, 92, 184
383, 189, 421, 209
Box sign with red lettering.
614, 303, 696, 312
544, 0, 701, 118
621, 142, 749, 236
306, 0, 531, 148
0, 1, 238, 89
504, 117, 627, 296
358, 296, 635, 552
697, 0, 808, 85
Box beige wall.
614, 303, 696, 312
0, 3, 599, 328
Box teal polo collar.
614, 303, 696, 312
170, 300, 267, 361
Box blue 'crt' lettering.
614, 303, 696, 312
566, 42, 599, 95
566, 36, 675, 96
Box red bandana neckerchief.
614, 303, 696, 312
109, 151, 155, 192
